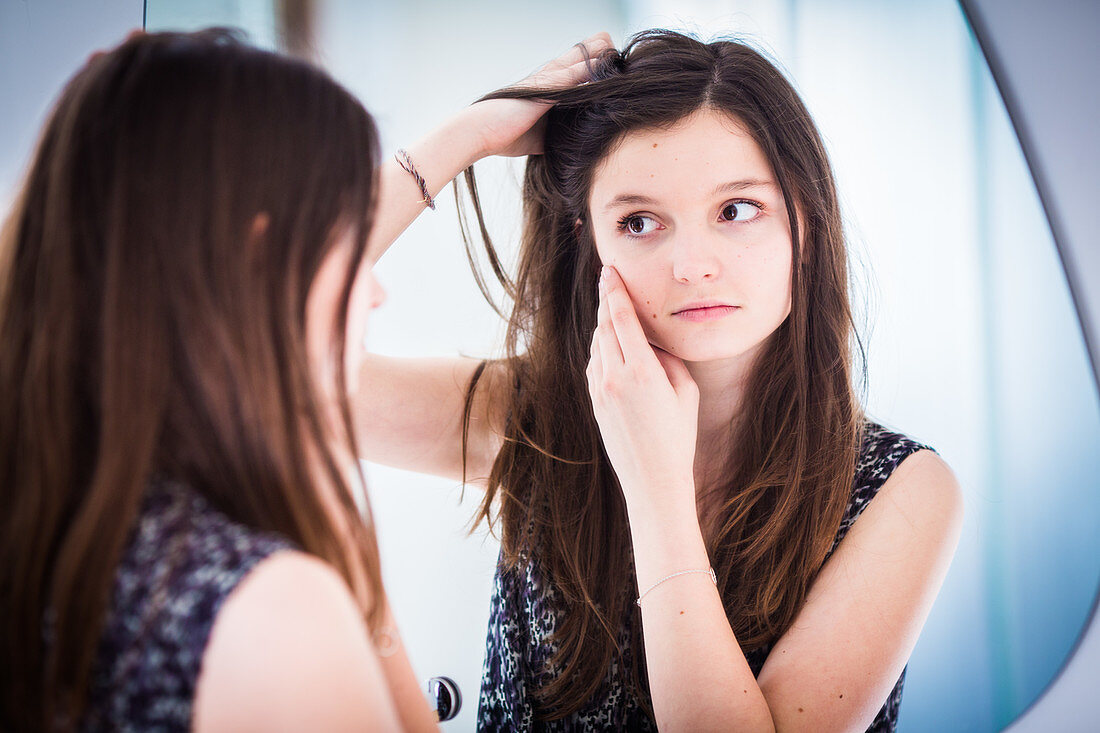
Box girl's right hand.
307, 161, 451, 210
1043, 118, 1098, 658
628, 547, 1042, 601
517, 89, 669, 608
464, 32, 615, 160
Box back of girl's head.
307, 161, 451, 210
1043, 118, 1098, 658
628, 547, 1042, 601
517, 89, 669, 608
0, 29, 382, 728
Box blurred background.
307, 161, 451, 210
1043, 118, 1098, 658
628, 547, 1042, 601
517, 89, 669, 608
2, 1, 1097, 730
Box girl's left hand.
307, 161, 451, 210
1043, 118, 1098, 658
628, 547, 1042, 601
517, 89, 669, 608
586, 266, 700, 516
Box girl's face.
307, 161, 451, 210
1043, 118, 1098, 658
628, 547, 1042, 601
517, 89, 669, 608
587, 108, 794, 365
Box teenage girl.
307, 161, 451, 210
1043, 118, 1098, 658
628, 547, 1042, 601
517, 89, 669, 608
357, 29, 962, 732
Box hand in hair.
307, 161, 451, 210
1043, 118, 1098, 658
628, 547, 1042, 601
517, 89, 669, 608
362, 33, 614, 263
465, 31, 615, 159
586, 265, 700, 517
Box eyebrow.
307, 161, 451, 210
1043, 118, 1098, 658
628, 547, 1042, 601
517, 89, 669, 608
600, 178, 779, 212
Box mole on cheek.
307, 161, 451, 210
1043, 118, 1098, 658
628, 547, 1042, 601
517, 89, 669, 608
652, 143, 658, 148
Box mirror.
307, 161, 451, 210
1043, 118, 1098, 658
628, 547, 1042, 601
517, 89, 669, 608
144, 1, 1100, 730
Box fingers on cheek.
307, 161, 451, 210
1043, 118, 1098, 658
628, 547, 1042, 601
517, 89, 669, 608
611, 306, 633, 332
597, 289, 610, 323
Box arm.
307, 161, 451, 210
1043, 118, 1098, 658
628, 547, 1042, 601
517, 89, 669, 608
351, 34, 614, 482
628, 450, 962, 733
754, 448, 963, 731
352, 355, 506, 482
588, 267, 964, 732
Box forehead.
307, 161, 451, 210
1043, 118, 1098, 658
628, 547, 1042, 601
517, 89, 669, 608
588, 108, 776, 208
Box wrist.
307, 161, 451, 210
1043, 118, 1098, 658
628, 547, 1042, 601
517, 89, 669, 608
621, 475, 697, 525
626, 499, 703, 544
627, 509, 710, 594
400, 111, 485, 196
439, 105, 494, 168
624, 482, 704, 556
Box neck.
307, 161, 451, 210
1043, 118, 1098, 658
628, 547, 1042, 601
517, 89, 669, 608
687, 359, 748, 442
684, 349, 757, 502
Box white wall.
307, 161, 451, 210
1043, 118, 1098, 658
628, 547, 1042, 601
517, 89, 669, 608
0, 0, 143, 210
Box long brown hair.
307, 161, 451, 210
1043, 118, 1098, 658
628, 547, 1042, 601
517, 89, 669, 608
459, 29, 867, 720
0, 29, 385, 729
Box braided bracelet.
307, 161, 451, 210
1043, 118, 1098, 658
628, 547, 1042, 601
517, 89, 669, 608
395, 148, 436, 210
636, 567, 717, 606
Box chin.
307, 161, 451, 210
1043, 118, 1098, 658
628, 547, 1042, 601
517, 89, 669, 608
647, 316, 787, 365
653, 339, 758, 365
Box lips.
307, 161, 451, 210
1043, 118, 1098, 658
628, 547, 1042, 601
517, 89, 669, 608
672, 299, 737, 314
672, 301, 741, 322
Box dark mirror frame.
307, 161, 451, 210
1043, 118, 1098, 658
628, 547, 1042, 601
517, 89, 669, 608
959, 1, 1100, 729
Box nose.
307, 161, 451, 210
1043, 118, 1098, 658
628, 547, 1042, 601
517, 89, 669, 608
670, 232, 721, 284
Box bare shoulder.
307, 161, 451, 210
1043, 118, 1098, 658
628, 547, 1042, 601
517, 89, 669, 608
192, 550, 400, 732
872, 448, 965, 533
842, 447, 965, 575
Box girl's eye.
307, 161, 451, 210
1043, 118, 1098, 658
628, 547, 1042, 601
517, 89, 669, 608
720, 201, 763, 223
616, 214, 661, 237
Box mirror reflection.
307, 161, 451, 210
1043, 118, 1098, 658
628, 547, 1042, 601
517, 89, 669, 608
140, 2, 1100, 730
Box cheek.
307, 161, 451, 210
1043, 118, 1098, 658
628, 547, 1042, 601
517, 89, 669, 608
743, 224, 793, 298
757, 254, 793, 326
347, 272, 370, 341
344, 268, 382, 380
631, 289, 661, 328
594, 244, 664, 338
305, 253, 346, 389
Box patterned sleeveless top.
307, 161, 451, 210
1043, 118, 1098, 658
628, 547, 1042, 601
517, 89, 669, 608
477, 419, 935, 731
77, 479, 295, 731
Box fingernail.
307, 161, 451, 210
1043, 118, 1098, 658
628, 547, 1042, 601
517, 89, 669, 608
598, 266, 607, 291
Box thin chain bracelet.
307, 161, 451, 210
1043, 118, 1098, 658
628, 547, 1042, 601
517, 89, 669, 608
636, 567, 717, 606
394, 148, 436, 210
